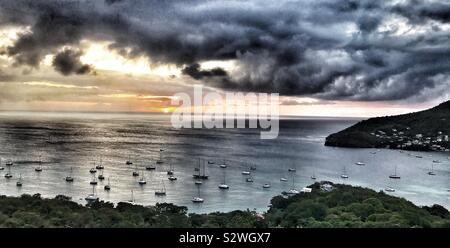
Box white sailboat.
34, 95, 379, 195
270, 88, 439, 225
427, 163, 436, 176
192, 184, 204, 203
193, 159, 209, 179
167, 161, 174, 175
139, 171, 147, 185
389, 165, 401, 179
219, 160, 227, 168
16, 174, 23, 187
89, 162, 97, 174
218, 170, 229, 189
96, 157, 104, 170
286, 175, 299, 195
4, 162, 12, 179
5, 159, 13, 166
65, 167, 74, 182
85, 185, 99, 204
155, 180, 167, 196
0, 158, 4, 170
340, 166, 349, 179
104, 177, 111, 191
128, 190, 135, 203
246, 176, 254, 183
126, 155, 133, 165
156, 150, 164, 164
35, 155, 43, 172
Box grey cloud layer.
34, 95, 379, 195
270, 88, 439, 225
1, 0, 450, 101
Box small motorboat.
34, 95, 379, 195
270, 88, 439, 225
168, 176, 177, 181
146, 165, 156, 170
288, 168, 296, 172
246, 177, 254, 183
280, 177, 288, 182
355, 162, 365, 166
385, 187, 395, 192
89, 168, 97, 174
262, 183, 271, 189
241, 171, 251, 175
218, 184, 229, 190
195, 180, 203, 185
192, 197, 204, 203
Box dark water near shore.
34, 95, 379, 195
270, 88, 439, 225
0, 112, 449, 213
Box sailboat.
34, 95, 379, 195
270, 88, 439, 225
139, 171, 147, 185
126, 155, 133, 165
65, 167, 74, 182
146, 157, 156, 170
4, 163, 12, 179
35, 155, 43, 172
0, 158, 3, 170
385, 186, 395, 192
90, 173, 98, 185
104, 177, 111, 191
155, 180, 167, 196
98, 170, 105, 180
192, 184, 204, 203
85, 185, 99, 204
310, 169, 317, 180
128, 190, 135, 203
389, 166, 401, 179
5, 159, 13, 166
246, 176, 254, 183
218, 170, 229, 189
89, 162, 97, 174
96, 157, 104, 170
193, 159, 209, 179
156, 150, 164, 164
340, 166, 349, 179
16, 174, 23, 187
166, 161, 174, 175
219, 160, 227, 168
427, 164, 436, 176
241, 168, 251, 175
286, 175, 299, 195
132, 164, 139, 177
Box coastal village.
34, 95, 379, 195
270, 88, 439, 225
370, 128, 450, 152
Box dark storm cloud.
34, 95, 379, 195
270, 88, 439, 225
52, 49, 92, 75
1, 0, 450, 101
182, 63, 227, 80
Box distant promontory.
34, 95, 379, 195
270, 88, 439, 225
325, 101, 450, 152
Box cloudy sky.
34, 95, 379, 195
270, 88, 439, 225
0, 0, 449, 117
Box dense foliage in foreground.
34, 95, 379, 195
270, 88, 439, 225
0, 183, 448, 228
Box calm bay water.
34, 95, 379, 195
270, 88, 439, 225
0, 111, 449, 213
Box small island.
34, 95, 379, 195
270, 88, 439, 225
325, 101, 450, 151
1, 182, 449, 228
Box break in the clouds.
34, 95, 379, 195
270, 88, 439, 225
1, 0, 450, 101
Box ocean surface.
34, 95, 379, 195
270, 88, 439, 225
0, 111, 449, 213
